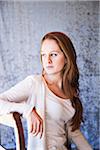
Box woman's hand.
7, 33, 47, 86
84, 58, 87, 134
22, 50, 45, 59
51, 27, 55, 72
28, 107, 43, 138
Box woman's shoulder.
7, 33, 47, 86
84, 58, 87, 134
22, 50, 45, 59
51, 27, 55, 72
24, 74, 42, 83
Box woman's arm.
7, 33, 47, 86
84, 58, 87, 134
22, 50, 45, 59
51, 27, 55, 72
0, 76, 35, 102
66, 123, 93, 150
0, 99, 33, 118
0, 75, 35, 118
0, 75, 44, 137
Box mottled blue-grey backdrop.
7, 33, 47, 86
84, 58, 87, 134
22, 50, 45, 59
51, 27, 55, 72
0, 1, 99, 150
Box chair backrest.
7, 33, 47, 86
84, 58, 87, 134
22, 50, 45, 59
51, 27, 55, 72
0, 112, 25, 150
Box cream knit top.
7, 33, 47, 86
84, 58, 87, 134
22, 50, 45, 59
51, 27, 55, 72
45, 81, 75, 150
0, 75, 93, 150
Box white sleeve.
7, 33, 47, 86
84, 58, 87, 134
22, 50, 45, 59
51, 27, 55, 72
66, 123, 93, 150
0, 75, 36, 118
0, 100, 33, 118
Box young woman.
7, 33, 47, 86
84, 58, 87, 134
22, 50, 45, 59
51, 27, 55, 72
0, 32, 92, 150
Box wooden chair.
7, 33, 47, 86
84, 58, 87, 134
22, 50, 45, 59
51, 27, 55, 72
0, 112, 25, 150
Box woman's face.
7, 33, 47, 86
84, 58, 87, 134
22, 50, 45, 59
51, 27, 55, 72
41, 39, 66, 75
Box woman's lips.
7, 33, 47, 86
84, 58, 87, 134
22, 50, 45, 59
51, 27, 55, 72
46, 66, 53, 68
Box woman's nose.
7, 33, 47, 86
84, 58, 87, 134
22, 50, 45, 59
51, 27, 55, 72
47, 55, 52, 64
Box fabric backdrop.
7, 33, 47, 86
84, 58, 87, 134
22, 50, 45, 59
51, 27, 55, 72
0, 1, 99, 149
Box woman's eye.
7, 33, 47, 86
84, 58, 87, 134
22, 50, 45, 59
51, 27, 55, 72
51, 53, 57, 57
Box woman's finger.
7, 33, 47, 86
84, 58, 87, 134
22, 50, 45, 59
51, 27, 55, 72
40, 121, 43, 139
29, 124, 33, 133
34, 120, 41, 136
32, 121, 37, 134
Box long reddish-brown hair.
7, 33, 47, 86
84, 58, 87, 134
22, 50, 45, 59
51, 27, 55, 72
41, 32, 83, 131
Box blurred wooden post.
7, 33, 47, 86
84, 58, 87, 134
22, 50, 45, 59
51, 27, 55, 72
0, 112, 25, 150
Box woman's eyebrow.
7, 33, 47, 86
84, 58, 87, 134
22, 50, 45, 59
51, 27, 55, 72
41, 50, 61, 53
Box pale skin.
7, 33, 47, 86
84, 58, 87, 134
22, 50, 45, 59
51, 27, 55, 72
29, 39, 67, 138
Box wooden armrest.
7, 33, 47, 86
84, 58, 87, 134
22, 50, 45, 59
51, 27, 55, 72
0, 112, 25, 150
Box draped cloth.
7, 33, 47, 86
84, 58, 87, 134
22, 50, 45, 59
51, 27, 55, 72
27, 75, 47, 150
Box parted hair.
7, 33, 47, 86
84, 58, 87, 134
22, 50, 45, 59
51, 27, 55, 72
41, 31, 83, 131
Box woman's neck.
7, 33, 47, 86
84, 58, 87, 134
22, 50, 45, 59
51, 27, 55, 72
43, 73, 69, 99
43, 73, 62, 88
